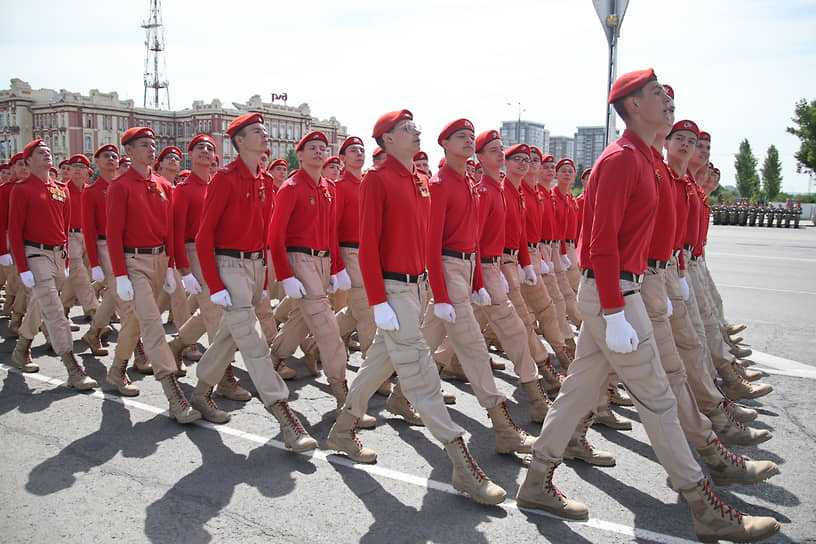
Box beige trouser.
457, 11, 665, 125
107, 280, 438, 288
269, 251, 346, 382
666, 258, 722, 413
91, 242, 126, 330
343, 277, 464, 444
156, 269, 191, 330
540, 264, 573, 340
175, 244, 225, 346
3, 263, 27, 313
19, 245, 73, 355
549, 243, 581, 325
421, 255, 505, 409
473, 260, 538, 384
59, 231, 99, 314
532, 277, 704, 491
519, 246, 566, 352
334, 246, 377, 356
252, 248, 279, 344
688, 259, 733, 377
195, 254, 289, 405
641, 266, 715, 448
566, 243, 581, 293
700, 259, 726, 325
502, 253, 551, 364
114, 252, 178, 380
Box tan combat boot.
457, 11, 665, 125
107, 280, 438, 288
696, 434, 779, 486
386, 383, 423, 425
680, 478, 779, 543
563, 414, 615, 466
11, 336, 39, 373
302, 346, 320, 376
536, 356, 564, 395
60, 352, 98, 390
553, 346, 573, 374
521, 379, 552, 423
81, 326, 109, 356
444, 437, 506, 505
609, 382, 633, 406
489, 357, 506, 371
732, 361, 763, 382
167, 336, 188, 377
515, 456, 588, 519
720, 362, 772, 400
593, 386, 633, 431
190, 381, 230, 423
564, 337, 576, 360
327, 409, 377, 463
182, 345, 203, 361
267, 400, 318, 452
376, 379, 394, 397
8, 311, 23, 336
106, 358, 139, 396
329, 378, 375, 429
729, 345, 752, 359
723, 399, 757, 423
99, 324, 114, 339
133, 340, 153, 374
726, 323, 747, 336
706, 402, 771, 446
158, 374, 202, 424
273, 356, 297, 380
216, 365, 252, 401
441, 354, 468, 381
486, 402, 534, 454
441, 389, 457, 404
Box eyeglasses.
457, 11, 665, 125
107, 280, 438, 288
392, 121, 421, 135
508, 156, 530, 164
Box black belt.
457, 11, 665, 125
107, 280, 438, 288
287, 246, 330, 257
97, 235, 106, 240
566, 239, 576, 244
481, 256, 501, 264
69, 228, 82, 233
185, 238, 195, 243
442, 249, 476, 260
503, 248, 519, 256
690, 255, 699, 261
683, 244, 694, 251
339, 242, 359, 249
215, 248, 264, 260
383, 270, 427, 283
647, 258, 668, 269
124, 245, 165, 255
583, 269, 644, 284
672, 248, 681, 258
622, 289, 639, 297
540, 239, 553, 244
25, 241, 65, 252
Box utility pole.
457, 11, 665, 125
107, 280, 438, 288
592, 0, 629, 146
142, 0, 170, 110
506, 101, 525, 145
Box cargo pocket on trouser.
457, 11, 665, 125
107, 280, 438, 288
302, 298, 345, 380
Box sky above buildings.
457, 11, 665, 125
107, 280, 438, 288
2, 0, 815, 193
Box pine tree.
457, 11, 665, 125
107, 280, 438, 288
761, 145, 783, 201
734, 139, 760, 200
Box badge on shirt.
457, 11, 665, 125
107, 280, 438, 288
49, 185, 66, 202
322, 186, 332, 203
655, 168, 663, 184
258, 182, 266, 203
309, 195, 315, 206
147, 181, 166, 200
519, 193, 525, 209
416, 176, 430, 198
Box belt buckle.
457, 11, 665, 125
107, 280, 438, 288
634, 273, 644, 284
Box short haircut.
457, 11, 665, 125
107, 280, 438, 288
230, 126, 247, 153
612, 87, 645, 121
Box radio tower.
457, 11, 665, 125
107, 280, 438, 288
142, 0, 170, 109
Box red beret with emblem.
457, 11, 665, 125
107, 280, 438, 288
505, 143, 530, 158
10, 152, 24, 165
94, 144, 119, 158
581, 167, 592, 180
58, 159, 69, 168
413, 151, 428, 161
556, 158, 575, 171
699, 131, 711, 142
296, 130, 329, 152
372, 146, 385, 158
118, 155, 131, 166
121, 126, 155, 146
475, 130, 500, 153
323, 156, 341, 168
466, 158, 475, 167
49, 166, 58, 175
157, 146, 183, 163
269, 159, 288, 170
608, 68, 657, 104
530, 147, 543, 161
68, 154, 91, 167
226, 113, 264, 137
22, 139, 47, 161
437, 118, 474, 146
663, 84, 674, 99
542, 154, 554, 163
188, 134, 216, 152
372, 109, 412, 139
669, 120, 699, 139
339, 136, 364, 155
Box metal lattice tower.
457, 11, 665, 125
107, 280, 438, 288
142, 0, 170, 110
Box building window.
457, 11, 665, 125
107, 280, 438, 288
84, 136, 92, 152
271, 121, 277, 138
287, 124, 293, 140
177, 123, 183, 137
185, 122, 191, 137
295, 125, 300, 140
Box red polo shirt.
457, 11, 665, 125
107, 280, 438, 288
172, 171, 207, 270
502, 179, 531, 267
666, 162, 690, 271
0, 181, 16, 255
647, 148, 677, 261
81, 176, 109, 268
538, 185, 557, 242
477, 174, 506, 259
66, 182, 84, 230
684, 174, 701, 252
334, 169, 362, 245
521, 180, 542, 246
551, 186, 571, 255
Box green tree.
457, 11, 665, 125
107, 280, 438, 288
284, 147, 299, 173
761, 145, 783, 201
734, 139, 760, 200
786, 98, 816, 175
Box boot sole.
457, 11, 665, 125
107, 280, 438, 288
386, 409, 424, 426
171, 412, 202, 424
710, 465, 779, 487
67, 380, 98, 391
564, 454, 616, 467
216, 390, 252, 402
719, 432, 773, 447
594, 420, 633, 431
287, 439, 319, 453
81, 337, 108, 356
697, 521, 780, 543
453, 483, 506, 505
105, 376, 140, 397
516, 497, 588, 520
326, 438, 377, 463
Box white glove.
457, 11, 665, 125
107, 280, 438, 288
603, 311, 640, 353
262, 289, 268, 299
182, 273, 201, 294
163, 268, 177, 293
560, 254, 571, 268
666, 296, 673, 317
433, 302, 456, 323
522, 264, 537, 286
0, 253, 12, 266
210, 289, 232, 307
91, 266, 104, 282
471, 287, 491, 306
373, 301, 399, 331
540, 259, 550, 275
327, 274, 338, 293
335, 268, 351, 291
20, 270, 35, 288
282, 276, 306, 299
116, 275, 134, 301
500, 272, 510, 293
679, 276, 690, 301
64, 266, 70, 278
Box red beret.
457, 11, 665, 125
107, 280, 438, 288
437, 118, 474, 146
58, 159, 69, 169
713, 167, 720, 175
475, 130, 500, 153
157, 146, 183, 163
608, 68, 657, 104
226, 113, 264, 137
663, 84, 674, 99
49, 166, 58, 175
94, 144, 119, 158
23, 139, 47, 161
118, 156, 131, 166
438, 157, 446, 169
413, 151, 428, 161
372, 146, 385, 158
339, 136, 364, 155
669, 120, 699, 139
213, 154, 220, 165
296, 130, 328, 152
530, 147, 543, 160
699, 131, 711, 142
541, 154, 554, 163
10, 152, 24, 165
581, 167, 592, 180
0, 163, 8, 171
269, 158, 288, 169
177, 170, 191, 179
372, 109, 412, 139
556, 158, 576, 171
121, 126, 155, 146
474, 162, 482, 170
466, 158, 475, 167
68, 154, 91, 167
188, 134, 216, 152
323, 156, 341, 168
505, 143, 530, 158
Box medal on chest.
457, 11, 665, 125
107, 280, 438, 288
49, 185, 66, 203
322, 186, 332, 203
416, 177, 430, 198
147, 181, 166, 200
258, 181, 265, 203
655, 168, 663, 184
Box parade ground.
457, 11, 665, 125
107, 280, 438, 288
1, 223, 814, 544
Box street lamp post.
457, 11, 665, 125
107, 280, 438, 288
506, 101, 526, 145
592, 0, 629, 146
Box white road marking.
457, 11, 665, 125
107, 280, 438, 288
709, 252, 816, 264
748, 350, 816, 380
716, 283, 816, 296
2, 364, 698, 544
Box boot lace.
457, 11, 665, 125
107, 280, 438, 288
169, 376, 191, 408
542, 357, 565, 382
544, 462, 566, 500
700, 478, 743, 522
720, 401, 748, 431
711, 438, 747, 469
458, 439, 487, 482
499, 402, 529, 436
279, 401, 307, 436
224, 366, 240, 387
